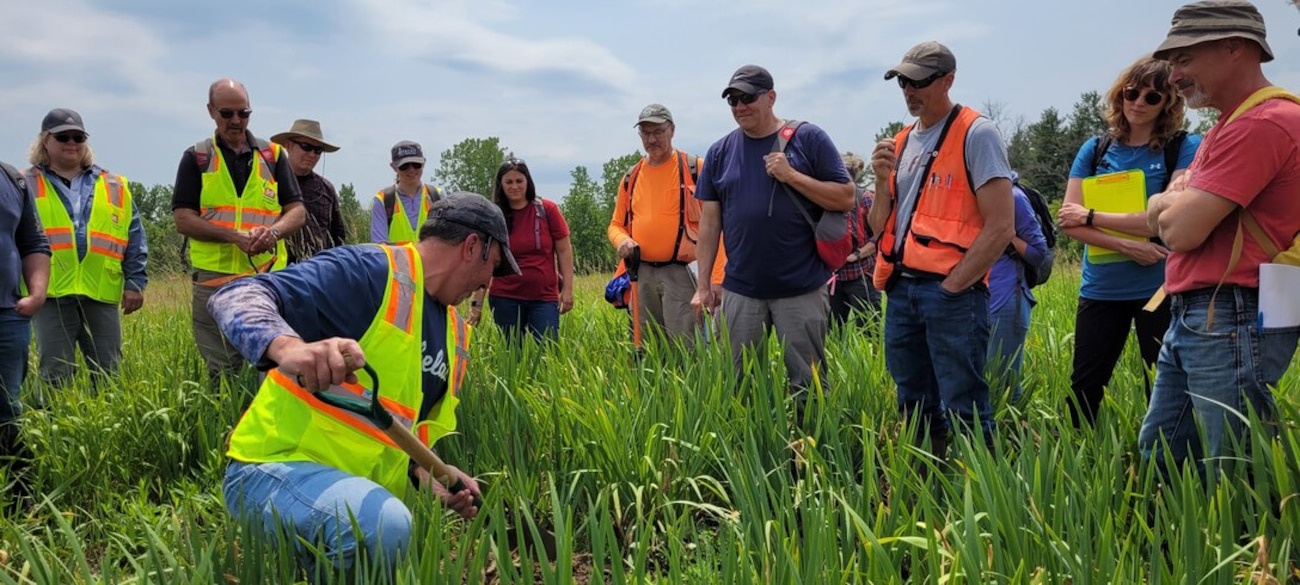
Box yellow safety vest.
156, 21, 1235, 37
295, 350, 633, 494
226, 244, 472, 498
27, 168, 132, 304
376, 185, 438, 245
189, 136, 288, 275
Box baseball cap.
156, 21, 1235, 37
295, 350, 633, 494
636, 104, 673, 126
391, 140, 426, 167
884, 41, 957, 81
721, 65, 774, 97
42, 108, 88, 135
427, 192, 521, 277
1153, 0, 1273, 63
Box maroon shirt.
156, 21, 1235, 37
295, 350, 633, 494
489, 198, 568, 301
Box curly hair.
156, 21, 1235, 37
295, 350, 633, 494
841, 152, 866, 183
1102, 56, 1186, 151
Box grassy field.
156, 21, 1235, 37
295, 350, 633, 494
0, 268, 1297, 584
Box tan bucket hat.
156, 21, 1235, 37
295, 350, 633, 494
270, 119, 340, 152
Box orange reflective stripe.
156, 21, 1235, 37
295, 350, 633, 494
102, 174, 123, 208
450, 315, 469, 396
383, 246, 418, 334
268, 370, 400, 448
88, 231, 127, 261
45, 227, 74, 250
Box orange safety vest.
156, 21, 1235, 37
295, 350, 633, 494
873, 105, 985, 291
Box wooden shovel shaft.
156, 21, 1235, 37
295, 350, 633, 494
380, 420, 469, 494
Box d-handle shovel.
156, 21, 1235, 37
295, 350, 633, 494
310, 364, 557, 560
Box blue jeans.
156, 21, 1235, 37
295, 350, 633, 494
223, 460, 413, 577
488, 296, 559, 343
987, 290, 1032, 402
884, 278, 994, 441
0, 308, 31, 425
1138, 287, 1299, 471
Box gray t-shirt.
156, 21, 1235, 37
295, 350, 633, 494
892, 114, 1012, 255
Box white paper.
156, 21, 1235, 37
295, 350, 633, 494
1259, 263, 1300, 328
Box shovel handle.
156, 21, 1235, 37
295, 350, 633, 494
383, 422, 483, 507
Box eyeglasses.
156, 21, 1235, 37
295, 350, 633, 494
53, 133, 87, 144
293, 140, 324, 154
399, 162, 423, 171
725, 90, 769, 107
1122, 87, 1165, 106
217, 108, 252, 120
897, 72, 946, 90
638, 126, 671, 139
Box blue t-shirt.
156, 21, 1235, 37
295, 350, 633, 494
988, 183, 1050, 313
1068, 135, 1202, 300
695, 123, 851, 299
210, 245, 452, 418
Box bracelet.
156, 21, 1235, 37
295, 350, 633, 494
270, 227, 282, 240
1086, 208, 1096, 227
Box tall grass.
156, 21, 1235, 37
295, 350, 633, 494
0, 268, 1296, 583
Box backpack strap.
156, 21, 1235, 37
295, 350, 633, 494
532, 197, 547, 250
193, 138, 216, 173
771, 120, 805, 154
380, 186, 398, 222
621, 160, 643, 233
1090, 135, 1114, 176
1160, 131, 1187, 191
0, 162, 27, 194
426, 184, 442, 204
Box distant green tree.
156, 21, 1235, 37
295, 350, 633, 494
1066, 91, 1109, 148
1192, 108, 1221, 135
1011, 107, 1073, 202
337, 183, 368, 244
129, 182, 186, 274
560, 166, 615, 274
432, 138, 508, 198
598, 151, 642, 225
874, 121, 906, 143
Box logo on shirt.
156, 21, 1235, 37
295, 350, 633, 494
264, 187, 275, 199
1150, 163, 1163, 171
422, 340, 449, 382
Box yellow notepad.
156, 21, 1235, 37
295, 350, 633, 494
1081, 169, 1148, 263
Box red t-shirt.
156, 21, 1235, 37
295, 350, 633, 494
1166, 98, 1300, 294
489, 198, 569, 301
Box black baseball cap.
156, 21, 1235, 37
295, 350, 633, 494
721, 65, 774, 97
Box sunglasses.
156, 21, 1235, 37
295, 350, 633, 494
725, 90, 769, 107
896, 72, 946, 90
53, 133, 87, 144
1122, 87, 1165, 106
217, 108, 252, 120
293, 140, 324, 154
399, 162, 423, 171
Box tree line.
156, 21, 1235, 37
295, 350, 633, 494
130, 93, 1217, 276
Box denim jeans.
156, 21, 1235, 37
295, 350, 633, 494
223, 460, 413, 577
884, 277, 994, 442
488, 296, 560, 343
1138, 287, 1299, 471
987, 289, 1031, 402
0, 308, 31, 425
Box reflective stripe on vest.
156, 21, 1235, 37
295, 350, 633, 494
226, 244, 471, 498
26, 168, 132, 303
873, 106, 984, 291
189, 136, 288, 276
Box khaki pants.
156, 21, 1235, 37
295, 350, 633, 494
33, 296, 122, 387
634, 263, 700, 347
720, 286, 829, 392
192, 270, 246, 379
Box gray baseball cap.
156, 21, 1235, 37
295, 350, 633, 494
391, 140, 426, 167
884, 41, 957, 81
636, 104, 673, 126
1153, 0, 1273, 63
42, 108, 88, 135
426, 192, 521, 277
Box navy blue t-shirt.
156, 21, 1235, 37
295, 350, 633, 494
216, 245, 451, 418
695, 123, 851, 299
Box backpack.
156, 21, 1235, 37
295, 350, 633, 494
1012, 178, 1056, 288
772, 120, 854, 272
1090, 130, 1187, 191
619, 152, 701, 264
0, 162, 26, 194
381, 184, 442, 224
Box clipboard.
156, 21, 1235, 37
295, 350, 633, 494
1081, 169, 1148, 264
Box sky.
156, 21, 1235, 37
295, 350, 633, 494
1, 0, 1298, 207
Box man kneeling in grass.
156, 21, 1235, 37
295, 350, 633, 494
209, 193, 519, 576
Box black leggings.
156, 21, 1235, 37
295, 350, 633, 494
1068, 297, 1171, 427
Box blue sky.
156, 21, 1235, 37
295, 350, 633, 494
1, 0, 1297, 205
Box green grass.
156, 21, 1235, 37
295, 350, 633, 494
0, 267, 1297, 583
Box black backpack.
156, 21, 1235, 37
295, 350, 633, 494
381, 184, 442, 223
1090, 130, 1187, 191
1013, 178, 1056, 288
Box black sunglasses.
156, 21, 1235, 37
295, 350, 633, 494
293, 140, 324, 154
725, 90, 769, 107
217, 108, 252, 120
399, 162, 423, 171
53, 133, 87, 144
1122, 87, 1165, 106
897, 72, 946, 90
501, 157, 527, 169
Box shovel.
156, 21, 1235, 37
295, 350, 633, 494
309, 363, 557, 560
